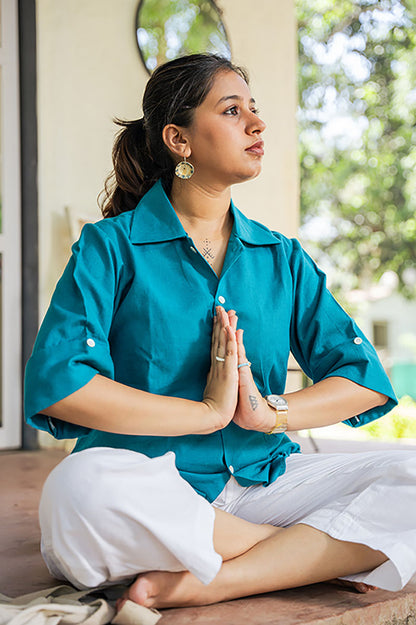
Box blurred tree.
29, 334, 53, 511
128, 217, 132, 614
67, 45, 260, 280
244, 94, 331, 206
136, 0, 230, 72
297, 0, 416, 299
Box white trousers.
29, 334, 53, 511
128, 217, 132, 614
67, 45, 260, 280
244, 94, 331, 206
39, 447, 416, 592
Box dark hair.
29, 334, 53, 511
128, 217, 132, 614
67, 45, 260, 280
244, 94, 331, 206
99, 54, 248, 218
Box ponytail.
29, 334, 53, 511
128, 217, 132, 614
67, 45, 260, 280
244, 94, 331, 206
99, 118, 164, 219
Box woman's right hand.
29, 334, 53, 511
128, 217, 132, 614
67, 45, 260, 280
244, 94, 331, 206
203, 306, 239, 431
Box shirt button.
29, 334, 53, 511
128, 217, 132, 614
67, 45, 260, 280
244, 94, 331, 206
218, 295, 226, 304
353, 337, 363, 345
87, 338, 96, 347
228, 465, 234, 474
190, 246, 197, 253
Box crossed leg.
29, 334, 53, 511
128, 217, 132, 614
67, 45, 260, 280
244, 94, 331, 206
119, 509, 385, 609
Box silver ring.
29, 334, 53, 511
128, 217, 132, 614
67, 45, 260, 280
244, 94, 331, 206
216, 356, 225, 362
237, 361, 251, 369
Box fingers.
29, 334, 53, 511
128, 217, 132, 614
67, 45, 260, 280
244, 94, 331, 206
210, 313, 221, 364
210, 307, 228, 366
237, 329, 251, 371
224, 324, 238, 372
211, 307, 237, 369
216, 307, 229, 359
228, 310, 238, 333
236, 328, 255, 392
217, 308, 236, 366
214, 309, 247, 371
236, 329, 247, 364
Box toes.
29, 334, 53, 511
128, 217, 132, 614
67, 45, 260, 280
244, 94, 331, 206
329, 579, 378, 593
355, 582, 378, 593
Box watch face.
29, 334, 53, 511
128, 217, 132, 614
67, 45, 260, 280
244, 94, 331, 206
266, 394, 288, 409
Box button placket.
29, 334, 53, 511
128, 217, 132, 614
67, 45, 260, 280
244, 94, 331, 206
185, 237, 219, 281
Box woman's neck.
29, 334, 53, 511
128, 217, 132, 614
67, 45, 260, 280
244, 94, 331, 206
169, 178, 233, 276
169, 178, 232, 240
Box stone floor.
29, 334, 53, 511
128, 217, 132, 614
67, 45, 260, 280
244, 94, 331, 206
1, 437, 416, 624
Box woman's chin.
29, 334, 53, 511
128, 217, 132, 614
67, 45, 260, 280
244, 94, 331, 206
232, 166, 263, 184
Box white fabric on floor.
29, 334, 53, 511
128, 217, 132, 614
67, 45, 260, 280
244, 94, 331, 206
0, 585, 160, 625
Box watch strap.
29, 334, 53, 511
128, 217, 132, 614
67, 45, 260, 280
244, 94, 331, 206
265, 395, 288, 434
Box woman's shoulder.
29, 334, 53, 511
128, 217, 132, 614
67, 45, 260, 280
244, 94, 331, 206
254, 222, 304, 258
72, 210, 137, 257
68, 210, 138, 279
267, 228, 313, 260
83, 209, 135, 240
232, 203, 303, 254
250, 220, 320, 275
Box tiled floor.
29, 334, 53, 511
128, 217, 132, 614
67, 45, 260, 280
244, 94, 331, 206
1, 438, 416, 624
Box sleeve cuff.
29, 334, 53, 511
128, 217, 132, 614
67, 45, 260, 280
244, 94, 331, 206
321, 368, 398, 428
24, 335, 114, 439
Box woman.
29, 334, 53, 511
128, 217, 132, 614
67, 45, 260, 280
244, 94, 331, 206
25, 54, 416, 610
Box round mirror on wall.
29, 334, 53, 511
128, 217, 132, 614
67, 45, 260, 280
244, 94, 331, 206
136, 0, 231, 74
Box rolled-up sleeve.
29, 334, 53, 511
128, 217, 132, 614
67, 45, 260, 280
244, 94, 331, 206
288, 239, 397, 427
24, 223, 121, 439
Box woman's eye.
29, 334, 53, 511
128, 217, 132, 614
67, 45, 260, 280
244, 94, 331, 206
224, 106, 260, 116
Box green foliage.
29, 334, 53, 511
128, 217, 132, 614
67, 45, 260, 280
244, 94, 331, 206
136, 0, 230, 72
297, 0, 416, 299
361, 395, 416, 438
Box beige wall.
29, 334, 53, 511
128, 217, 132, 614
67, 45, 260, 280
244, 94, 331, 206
223, 0, 299, 235
36, 0, 299, 316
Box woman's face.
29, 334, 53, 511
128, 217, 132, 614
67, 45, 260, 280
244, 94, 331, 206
184, 70, 266, 188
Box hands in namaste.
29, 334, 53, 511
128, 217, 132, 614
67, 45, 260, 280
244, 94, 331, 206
203, 306, 276, 433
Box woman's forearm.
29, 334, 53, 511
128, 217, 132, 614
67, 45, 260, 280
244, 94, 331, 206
43, 310, 239, 438
283, 376, 388, 432
234, 328, 388, 434
43, 374, 216, 436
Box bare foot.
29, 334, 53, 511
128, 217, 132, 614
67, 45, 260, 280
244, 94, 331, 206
114, 570, 380, 612
116, 569, 218, 610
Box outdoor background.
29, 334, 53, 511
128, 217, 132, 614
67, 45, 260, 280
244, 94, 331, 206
296, 0, 416, 443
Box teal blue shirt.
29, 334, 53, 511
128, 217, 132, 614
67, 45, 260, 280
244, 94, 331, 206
24, 180, 397, 502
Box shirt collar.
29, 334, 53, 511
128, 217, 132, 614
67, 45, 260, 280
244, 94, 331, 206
130, 179, 280, 247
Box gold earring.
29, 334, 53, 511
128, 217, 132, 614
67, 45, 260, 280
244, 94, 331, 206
175, 156, 194, 180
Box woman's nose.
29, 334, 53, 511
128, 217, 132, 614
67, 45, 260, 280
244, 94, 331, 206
249, 113, 266, 134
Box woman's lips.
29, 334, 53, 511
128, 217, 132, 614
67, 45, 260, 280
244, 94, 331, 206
245, 141, 264, 155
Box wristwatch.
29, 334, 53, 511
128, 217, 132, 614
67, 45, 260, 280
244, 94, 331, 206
265, 395, 288, 434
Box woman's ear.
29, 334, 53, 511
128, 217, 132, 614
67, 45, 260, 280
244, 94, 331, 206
162, 124, 191, 160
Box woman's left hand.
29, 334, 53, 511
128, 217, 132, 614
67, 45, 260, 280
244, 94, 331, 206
227, 312, 275, 433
